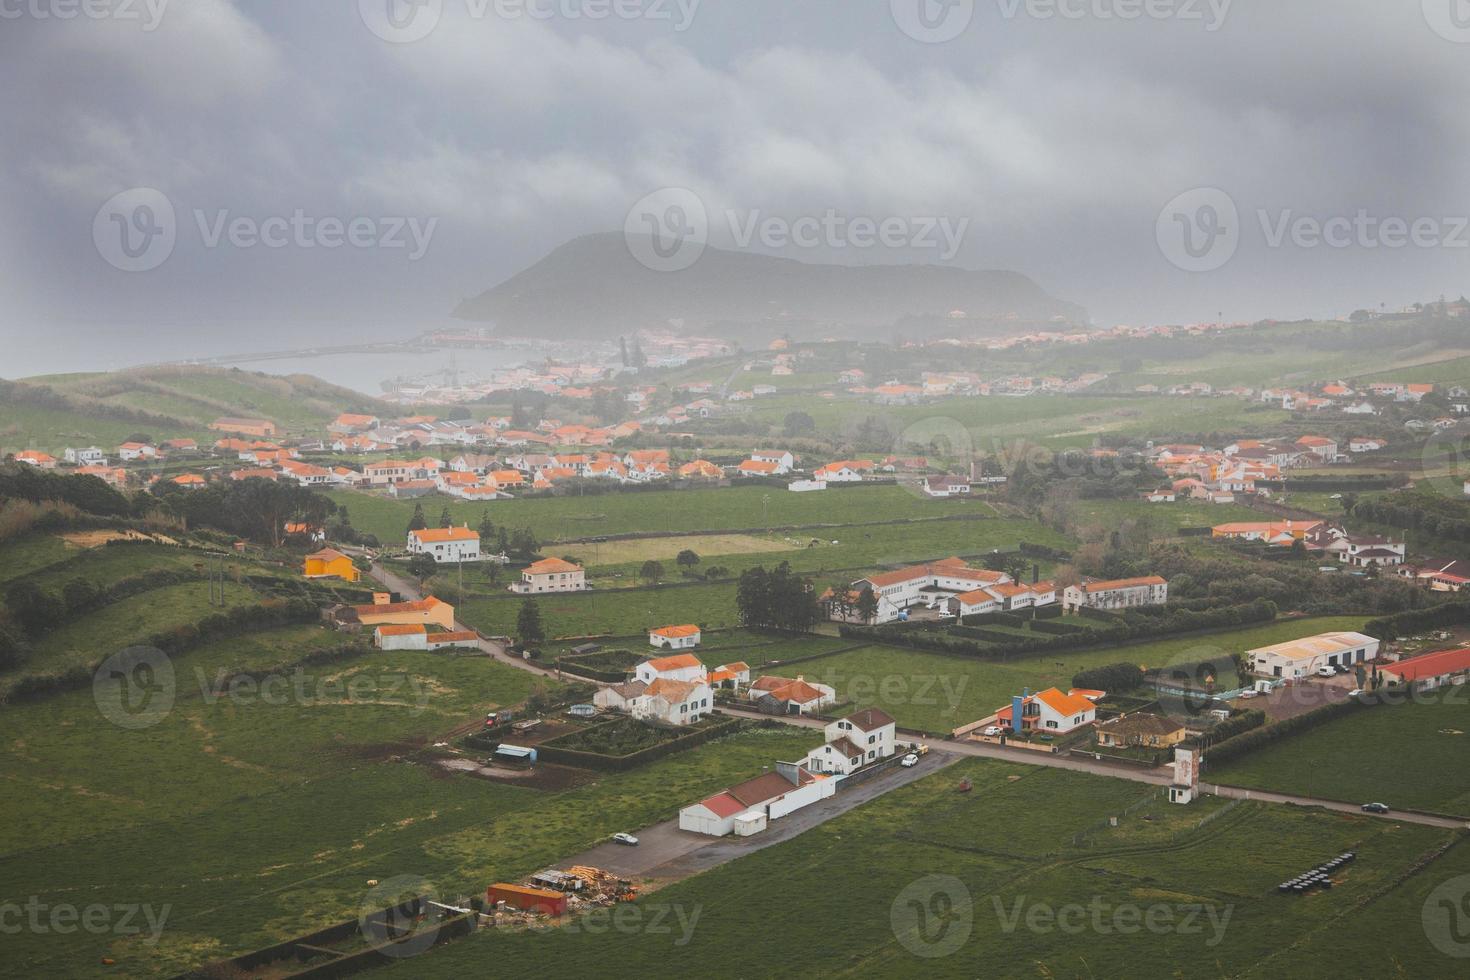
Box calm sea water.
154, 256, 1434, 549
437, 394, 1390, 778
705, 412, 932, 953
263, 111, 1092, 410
7, 319, 570, 396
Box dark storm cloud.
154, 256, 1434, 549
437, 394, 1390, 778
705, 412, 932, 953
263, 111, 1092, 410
1, 0, 1467, 373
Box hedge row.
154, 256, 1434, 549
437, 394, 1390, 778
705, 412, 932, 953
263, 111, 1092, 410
1029, 619, 1087, 636
842, 599, 1277, 663
1205, 708, 1266, 743
532, 716, 749, 772
1072, 663, 1145, 692
1363, 602, 1470, 641
1200, 698, 1370, 767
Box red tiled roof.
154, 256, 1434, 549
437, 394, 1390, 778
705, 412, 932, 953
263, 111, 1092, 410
645, 653, 702, 672
1382, 648, 1470, 683
698, 792, 748, 819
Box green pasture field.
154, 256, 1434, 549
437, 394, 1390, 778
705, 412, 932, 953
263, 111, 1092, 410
327, 484, 1000, 546
460, 581, 741, 639
1209, 688, 1470, 816
739, 392, 1291, 450
0, 635, 815, 979
548, 515, 1071, 585
0, 531, 74, 583
385, 759, 1463, 979
768, 616, 1369, 733
1066, 498, 1263, 536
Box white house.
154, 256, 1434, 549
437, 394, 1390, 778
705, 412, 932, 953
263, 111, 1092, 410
648, 625, 701, 650
923, 475, 971, 497
407, 526, 482, 563
709, 661, 751, 689
833, 558, 1013, 625
64, 447, 106, 465
637, 678, 713, 725
634, 653, 708, 685
1063, 576, 1168, 612
749, 450, 796, 474
996, 688, 1098, 735
678, 762, 835, 837
801, 708, 898, 775
509, 557, 586, 593
1245, 631, 1379, 678
117, 442, 158, 461
592, 676, 713, 725
813, 460, 870, 483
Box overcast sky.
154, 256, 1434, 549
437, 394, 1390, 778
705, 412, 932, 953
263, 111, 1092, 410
2, 1, 1468, 374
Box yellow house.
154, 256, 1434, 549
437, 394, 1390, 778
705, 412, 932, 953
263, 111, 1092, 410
304, 548, 361, 583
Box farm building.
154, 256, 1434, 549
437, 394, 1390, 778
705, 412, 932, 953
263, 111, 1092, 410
426, 630, 481, 651
1245, 631, 1379, 678
375, 624, 427, 651
748, 675, 837, 714
1379, 648, 1470, 691
337, 595, 456, 630
678, 761, 835, 837
649, 625, 701, 650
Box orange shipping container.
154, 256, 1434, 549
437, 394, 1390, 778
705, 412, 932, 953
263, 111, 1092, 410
486, 884, 567, 916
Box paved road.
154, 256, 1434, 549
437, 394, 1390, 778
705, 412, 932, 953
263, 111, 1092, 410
1204, 784, 1469, 830
554, 752, 960, 881
365, 559, 561, 677
361, 561, 1468, 832
719, 707, 1174, 785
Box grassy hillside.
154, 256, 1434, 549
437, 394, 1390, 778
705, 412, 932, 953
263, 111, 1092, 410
1, 365, 393, 453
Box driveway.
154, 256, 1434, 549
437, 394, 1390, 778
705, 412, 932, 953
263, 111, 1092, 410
555, 752, 959, 883
364, 558, 561, 678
